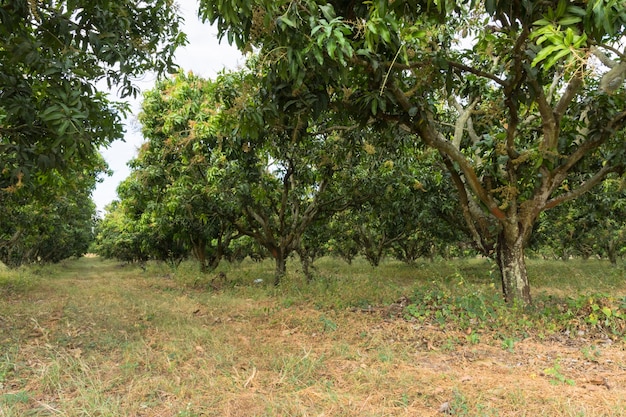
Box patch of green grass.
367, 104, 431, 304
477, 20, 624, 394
528, 258, 625, 292
543, 359, 575, 386
0, 267, 38, 294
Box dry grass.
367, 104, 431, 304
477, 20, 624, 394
1, 256, 625, 416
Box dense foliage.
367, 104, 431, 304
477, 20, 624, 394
0, 155, 105, 267
0, 0, 185, 266
92, 0, 626, 306
196, 0, 626, 303
94, 69, 472, 280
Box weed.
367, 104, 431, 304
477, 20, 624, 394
466, 331, 480, 345
543, 360, 575, 386
320, 315, 337, 332
377, 347, 393, 363
449, 389, 470, 415
500, 337, 516, 352
580, 345, 601, 362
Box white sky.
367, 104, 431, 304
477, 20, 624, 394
91, 0, 243, 215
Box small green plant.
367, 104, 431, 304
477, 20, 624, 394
581, 345, 601, 362
378, 347, 393, 363
320, 315, 337, 332
449, 389, 470, 415
501, 337, 516, 352
543, 360, 575, 386
396, 392, 410, 407
466, 331, 480, 345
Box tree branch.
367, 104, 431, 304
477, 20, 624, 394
528, 77, 558, 152
545, 165, 623, 209
554, 76, 582, 121
387, 81, 506, 220
447, 60, 508, 87
449, 97, 479, 150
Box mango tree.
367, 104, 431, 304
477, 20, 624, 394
134, 72, 242, 271
1, 0, 186, 260
1, 0, 185, 188
212, 68, 360, 284
0, 154, 106, 266
534, 176, 626, 263
200, 0, 626, 304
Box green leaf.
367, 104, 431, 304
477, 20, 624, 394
311, 47, 324, 65
556, 0, 567, 18
327, 37, 337, 58
564, 28, 574, 46
531, 44, 560, 67
557, 16, 582, 26
371, 99, 378, 115
381, 28, 391, 43
319, 4, 335, 21
544, 47, 572, 69
278, 16, 297, 29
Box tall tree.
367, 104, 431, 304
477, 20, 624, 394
134, 72, 241, 271
0, 0, 185, 192
200, 0, 626, 304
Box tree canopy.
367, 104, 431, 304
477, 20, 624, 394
0, 0, 186, 192
198, 0, 626, 304
0, 0, 187, 265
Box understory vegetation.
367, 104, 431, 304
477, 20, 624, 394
1, 256, 624, 416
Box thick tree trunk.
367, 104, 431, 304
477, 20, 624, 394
496, 229, 532, 305
606, 240, 617, 265
274, 254, 286, 286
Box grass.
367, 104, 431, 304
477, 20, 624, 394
0, 255, 625, 416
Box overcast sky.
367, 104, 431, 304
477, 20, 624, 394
91, 0, 243, 215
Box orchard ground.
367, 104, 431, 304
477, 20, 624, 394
1, 256, 625, 416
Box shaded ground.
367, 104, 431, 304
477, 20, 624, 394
1, 257, 625, 416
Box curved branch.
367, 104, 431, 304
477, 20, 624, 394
387, 81, 506, 220
528, 77, 558, 151
545, 165, 623, 209
446, 60, 508, 87
554, 76, 582, 121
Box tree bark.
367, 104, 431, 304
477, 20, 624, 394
496, 228, 532, 304
607, 240, 617, 265
274, 253, 287, 286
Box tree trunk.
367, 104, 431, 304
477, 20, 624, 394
274, 254, 286, 286
607, 240, 617, 265
496, 229, 532, 305
297, 249, 314, 283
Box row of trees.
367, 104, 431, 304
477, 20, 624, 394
3, 1, 625, 306
94, 64, 626, 289
0, 155, 105, 267
93, 70, 471, 282
195, 0, 626, 304
99, 0, 626, 305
